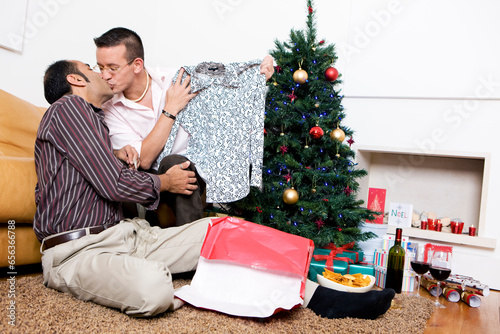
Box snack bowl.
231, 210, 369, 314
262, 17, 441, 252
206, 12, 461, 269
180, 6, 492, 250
317, 274, 375, 293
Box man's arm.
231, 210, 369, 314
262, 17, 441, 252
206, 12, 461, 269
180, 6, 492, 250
140, 68, 197, 170
113, 145, 198, 195
53, 96, 161, 208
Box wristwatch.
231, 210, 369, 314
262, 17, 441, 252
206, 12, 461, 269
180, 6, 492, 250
162, 110, 176, 121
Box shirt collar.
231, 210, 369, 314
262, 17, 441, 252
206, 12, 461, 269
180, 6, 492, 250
185, 62, 242, 93
104, 65, 164, 110
89, 103, 108, 126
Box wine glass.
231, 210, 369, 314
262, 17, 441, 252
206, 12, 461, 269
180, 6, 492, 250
460, 278, 469, 293
409, 244, 431, 298
429, 250, 452, 308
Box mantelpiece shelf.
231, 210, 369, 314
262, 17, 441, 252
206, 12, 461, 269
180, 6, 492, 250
386, 225, 496, 249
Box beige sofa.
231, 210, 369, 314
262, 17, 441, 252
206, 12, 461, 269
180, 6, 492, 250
0, 89, 45, 267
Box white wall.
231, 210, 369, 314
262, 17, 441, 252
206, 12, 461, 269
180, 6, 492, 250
340, 0, 500, 290
1, 0, 499, 288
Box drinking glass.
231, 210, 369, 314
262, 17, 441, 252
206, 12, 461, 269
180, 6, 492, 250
429, 250, 452, 308
461, 278, 468, 293
409, 244, 431, 298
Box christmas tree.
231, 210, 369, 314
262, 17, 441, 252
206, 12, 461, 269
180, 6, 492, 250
217, 0, 377, 247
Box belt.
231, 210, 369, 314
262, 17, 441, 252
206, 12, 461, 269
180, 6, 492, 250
43, 221, 119, 250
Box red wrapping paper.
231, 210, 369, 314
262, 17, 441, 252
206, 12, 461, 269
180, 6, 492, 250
201, 216, 314, 298
202, 216, 314, 279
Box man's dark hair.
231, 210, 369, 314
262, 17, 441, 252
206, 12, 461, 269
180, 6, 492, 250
44, 60, 89, 104
94, 27, 145, 62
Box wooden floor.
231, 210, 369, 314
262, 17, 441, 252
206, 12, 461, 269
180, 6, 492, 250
3, 266, 499, 333
417, 285, 500, 334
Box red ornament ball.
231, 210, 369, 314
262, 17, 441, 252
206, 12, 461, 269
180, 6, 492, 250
325, 66, 339, 82
309, 126, 324, 139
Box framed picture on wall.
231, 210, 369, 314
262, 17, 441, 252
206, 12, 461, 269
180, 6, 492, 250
0, 0, 28, 52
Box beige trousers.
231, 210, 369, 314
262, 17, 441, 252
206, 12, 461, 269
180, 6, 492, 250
41, 217, 210, 317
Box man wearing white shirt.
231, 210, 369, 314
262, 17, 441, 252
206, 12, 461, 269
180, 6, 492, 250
95, 28, 202, 226
94, 27, 274, 226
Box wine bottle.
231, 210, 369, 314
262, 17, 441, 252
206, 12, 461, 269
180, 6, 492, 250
385, 228, 405, 293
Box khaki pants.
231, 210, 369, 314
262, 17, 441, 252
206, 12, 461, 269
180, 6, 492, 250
41, 217, 210, 317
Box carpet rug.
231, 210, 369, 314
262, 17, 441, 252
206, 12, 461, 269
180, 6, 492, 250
1, 275, 434, 333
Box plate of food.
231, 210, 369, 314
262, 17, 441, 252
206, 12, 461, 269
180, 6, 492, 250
317, 269, 375, 293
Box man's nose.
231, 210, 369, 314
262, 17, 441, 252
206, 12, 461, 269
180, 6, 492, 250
100, 71, 111, 80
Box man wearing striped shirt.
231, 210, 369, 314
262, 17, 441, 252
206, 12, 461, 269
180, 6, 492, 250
34, 59, 395, 319
35, 59, 209, 316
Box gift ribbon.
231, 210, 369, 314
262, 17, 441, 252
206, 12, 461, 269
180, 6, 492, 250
343, 250, 359, 262
313, 249, 354, 271
324, 241, 360, 262
324, 241, 355, 252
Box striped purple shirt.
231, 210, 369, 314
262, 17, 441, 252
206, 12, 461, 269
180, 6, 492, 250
33, 95, 161, 241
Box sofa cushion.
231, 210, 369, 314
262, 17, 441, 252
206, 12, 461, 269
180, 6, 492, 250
0, 226, 41, 267
0, 156, 38, 223
0, 89, 45, 157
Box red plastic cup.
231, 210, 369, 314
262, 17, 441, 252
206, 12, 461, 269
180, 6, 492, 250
436, 222, 442, 232
428, 219, 437, 231
421, 220, 428, 230
450, 221, 458, 234
458, 222, 465, 234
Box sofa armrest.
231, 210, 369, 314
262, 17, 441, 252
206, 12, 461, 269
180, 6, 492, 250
0, 89, 45, 157
0, 156, 37, 223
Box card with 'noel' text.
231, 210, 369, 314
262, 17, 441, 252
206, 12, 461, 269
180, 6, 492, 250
388, 202, 413, 227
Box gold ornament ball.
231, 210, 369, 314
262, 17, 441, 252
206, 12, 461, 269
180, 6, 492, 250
283, 188, 299, 204
311, 188, 317, 194
330, 128, 346, 142
293, 68, 308, 84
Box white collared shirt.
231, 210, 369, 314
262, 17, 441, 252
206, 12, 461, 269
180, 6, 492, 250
102, 66, 190, 170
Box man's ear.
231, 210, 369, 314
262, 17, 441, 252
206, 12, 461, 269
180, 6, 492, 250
131, 58, 144, 74
66, 74, 87, 87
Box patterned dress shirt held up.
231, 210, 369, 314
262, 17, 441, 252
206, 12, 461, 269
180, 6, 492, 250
157, 60, 267, 203
33, 95, 161, 242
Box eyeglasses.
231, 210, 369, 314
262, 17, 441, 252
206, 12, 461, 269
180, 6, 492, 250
93, 59, 135, 74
